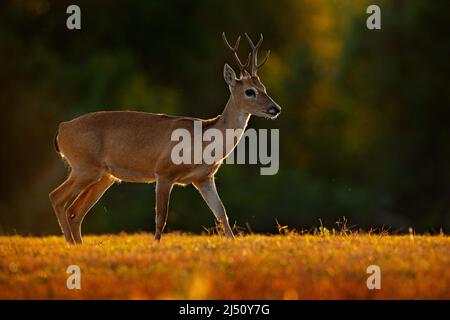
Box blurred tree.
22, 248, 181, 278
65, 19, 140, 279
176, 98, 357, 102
0, 0, 448, 235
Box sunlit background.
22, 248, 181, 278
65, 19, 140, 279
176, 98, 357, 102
1, 0, 449, 235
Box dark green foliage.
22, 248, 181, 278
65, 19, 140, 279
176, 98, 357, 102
0, 0, 448, 234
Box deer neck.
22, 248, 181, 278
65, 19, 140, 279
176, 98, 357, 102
209, 95, 251, 158
217, 96, 250, 131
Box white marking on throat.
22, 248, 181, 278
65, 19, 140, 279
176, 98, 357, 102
238, 112, 250, 128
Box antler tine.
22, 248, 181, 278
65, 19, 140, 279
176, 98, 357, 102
222, 32, 240, 51
244, 33, 269, 76
257, 49, 270, 69
222, 32, 249, 77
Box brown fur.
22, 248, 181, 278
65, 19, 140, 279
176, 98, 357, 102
49, 35, 281, 244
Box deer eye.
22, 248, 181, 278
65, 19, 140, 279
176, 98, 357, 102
244, 88, 257, 98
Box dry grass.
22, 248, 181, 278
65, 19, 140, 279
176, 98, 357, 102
0, 233, 448, 299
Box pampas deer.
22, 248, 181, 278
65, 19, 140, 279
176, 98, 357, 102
49, 33, 281, 244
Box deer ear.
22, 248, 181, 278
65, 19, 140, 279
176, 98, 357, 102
223, 64, 237, 87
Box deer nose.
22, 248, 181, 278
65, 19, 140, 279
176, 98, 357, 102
267, 105, 281, 116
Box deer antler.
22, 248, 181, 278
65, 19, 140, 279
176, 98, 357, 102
244, 33, 270, 77
222, 32, 250, 77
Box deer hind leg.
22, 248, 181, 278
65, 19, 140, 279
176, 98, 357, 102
49, 167, 103, 244
49, 175, 76, 243
154, 178, 174, 241
193, 178, 235, 238
66, 173, 115, 244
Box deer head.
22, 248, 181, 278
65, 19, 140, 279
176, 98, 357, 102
222, 32, 281, 119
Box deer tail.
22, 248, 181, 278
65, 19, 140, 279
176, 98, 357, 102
54, 130, 60, 154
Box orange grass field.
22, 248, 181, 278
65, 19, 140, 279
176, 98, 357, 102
0, 233, 449, 299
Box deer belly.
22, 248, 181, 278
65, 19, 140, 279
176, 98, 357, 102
106, 165, 157, 183
175, 164, 220, 184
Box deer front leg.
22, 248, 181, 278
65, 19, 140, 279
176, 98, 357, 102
193, 177, 234, 238
154, 178, 173, 241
